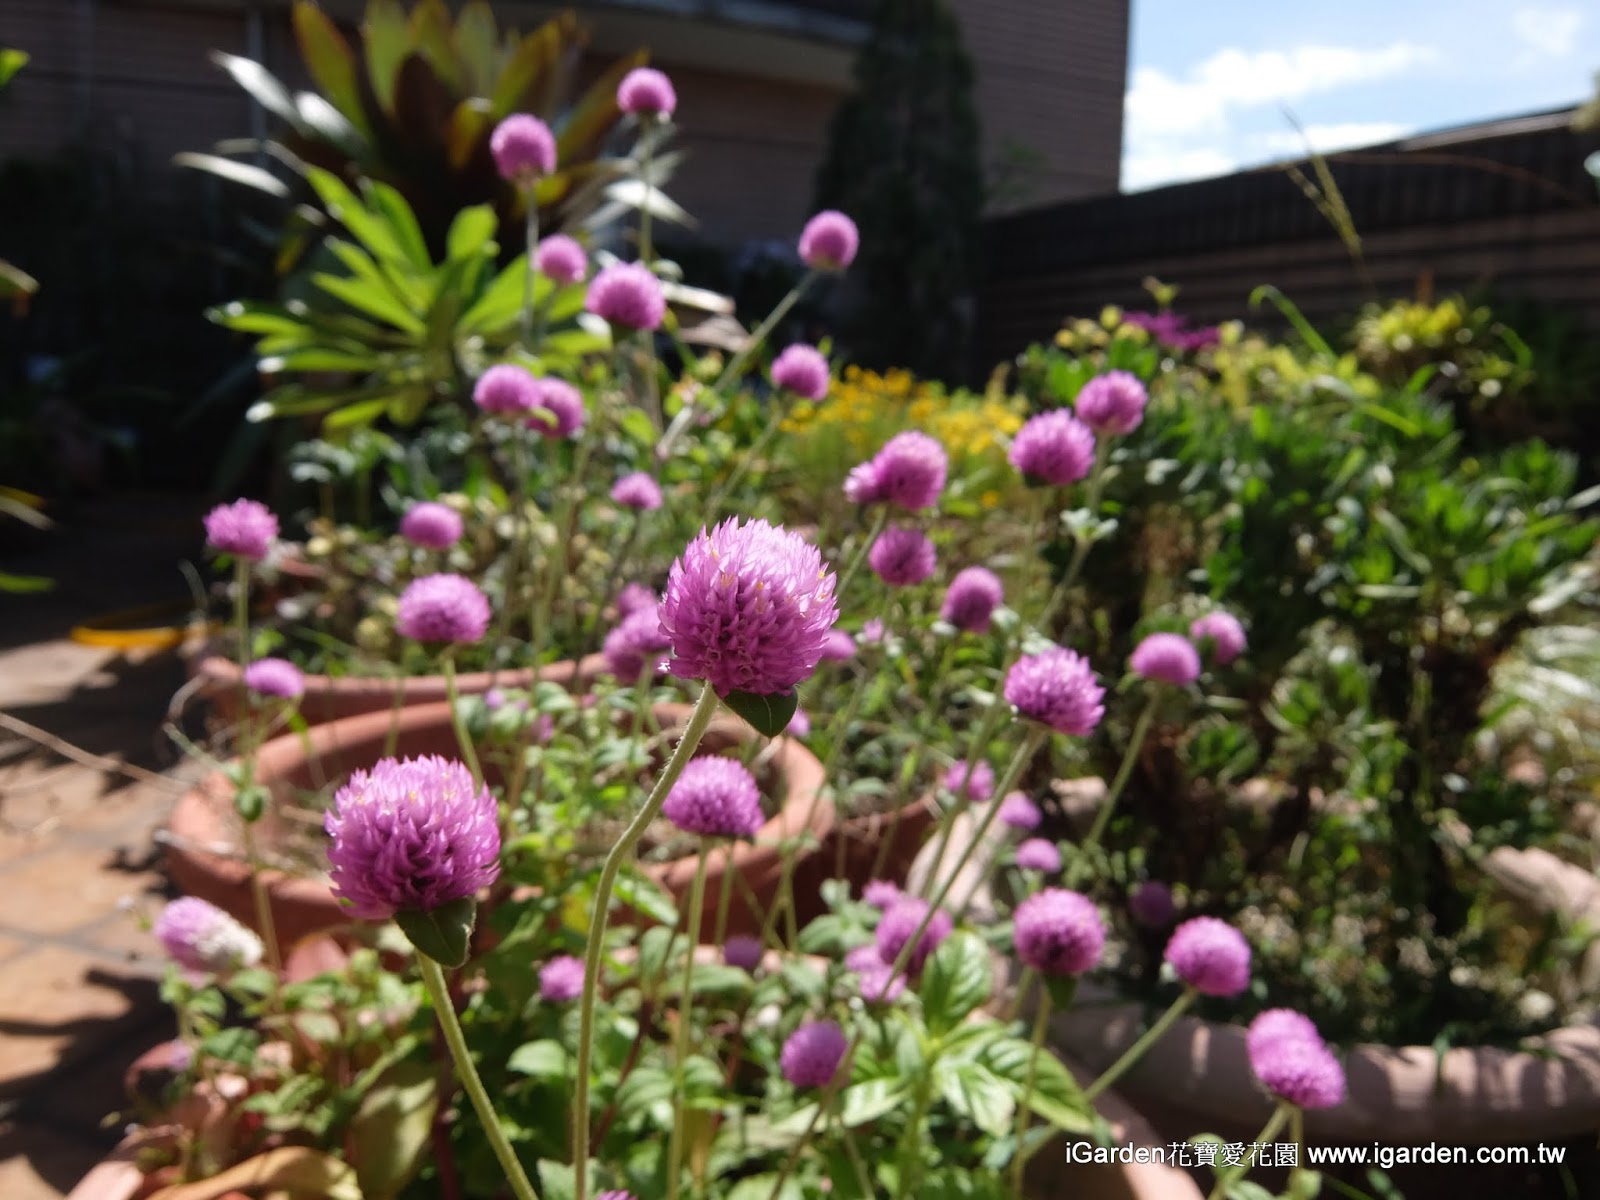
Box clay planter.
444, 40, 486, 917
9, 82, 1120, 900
192, 649, 609, 727
163, 699, 831, 957
790, 792, 940, 924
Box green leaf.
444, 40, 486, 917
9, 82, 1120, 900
615, 869, 680, 926
722, 689, 798, 738
919, 931, 992, 1035
292, 1, 372, 138
935, 1060, 1014, 1138
363, 0, 410, 114
727, 1175, 804, 1200
982, 1036, 1094, 1135
210, 50, 302, 127
0, 48, 29, 90
685, 962, 755, 1001
507, 1038, 568, 1079
0, 572, 53, 593
536, 1159, 598, 1200
364, 180, 432, 269
838, 1079, 906, 1128
490, 16, 567, 118
201, 1026, 262, 1066
172, 152, 290, 197
395, 896, 476, 967
446, 205, 498, 262
617, 407, 658, 448
459, 253, 550, 336
313, 271, 426, 334
350, 1062, 438, 1200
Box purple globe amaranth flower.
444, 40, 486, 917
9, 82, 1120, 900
1074, 370, 1148, 436
859, 618, 887, 645
845, 945, 907, 1003
535, 234, 588, 285
724, 934, 764, 972
944, 759, 995, 804
771, 344, 831, 401
862, 879, 902, 908
595, 1193, 636, 1200
1009, 409, 1097, 487
845, 943, 883, 973
155, 897, 264, 974
204, 498, 277, 561
616, 582, 658, 619
1190, 611, 1247, 666
843, 461, 883, 505
659, 517, 838, 697
1005, 647, 1106, 735
325, 756, 500, 920
243, 657, 305, 700
786, 707, 811, 738
820, 628, 856, 661
999, 791, 1042, 831
586, 262, 666, 331
490, 114, 556, 183
617, 66, 677, 117
873, 431, 948, 511
396, 573, 492, 644
1130, 632, 1202, 687
611, 472, 663, 512
400, 501, 464, 550
1247, 1009, 1323, 1061
483, 688, 506, 710
941, 567, 1004, 634
869, 526, 937, 587
781, 1020, 848, 1088
1013, 888, 1105, 976
798, 210, 859, 271
1165, 916, 1251, 997
875, 896, 953, 977
527, 378, 585, 439
474, 363, 539, 415
1129, 880, 1177, 928
1016, 838, 1062, 873
662, 756, 764, 838
603, 604, 672, 680
1252, 1034, 1346, 1110
539, 955, 586, 1002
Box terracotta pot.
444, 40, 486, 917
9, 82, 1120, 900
192, 649, 609, 726
789, 792, 941, 924
163, 700, 831, 956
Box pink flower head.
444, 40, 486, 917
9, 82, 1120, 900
724, 934, 764, 972
799, 210, 859, 271
539, 955, 585, 1002
820, 628, 856, 661
843, 461, 883, 505
771, 344, 830, 401
1247, 1009, 1322, 1061
527, 378, 585, 439
1004, 647, 1105, 735
659, 518, 838, 697
943, 759, 995, 803
859, 618, 887, 645
1016, 838, 1062, 873
1129, 880, 1177, 928
1074, 370, 1148, 436
1251, 1033, 1346, 1110
1130, 632, 1202, 686
596, 1193, 636, 1200
616, 582, 658, 619
474, 363, 539, 415
585, 262, 666, 331
786, 707, 811, 737
869, 526, 936, 587
1165, 916, 1251, 997
1009, 409, 1096, 487
617, 66, 677, 117
534, 234, 588, 286
204, 498, 277, 561
603, 604, 672, 680
941, 567, 1004, 633
845, 944, 907, 1003
400, 501, 464, 550
874, 431, 948, 511
611, 472, 663, 511
243, 657, 305, 700
862, 879, 901, 908
1190, 611, 1247, 666
781, 1020, 848, 1088
875, 896, 953, 977
155, 897, 264, 974
325, 755, 501, 920
662, 756, 764, 838
1013, 887, 1105, 976
396, 573, 491, 644
999, 791, 1042, 830
490, 114, 556, 183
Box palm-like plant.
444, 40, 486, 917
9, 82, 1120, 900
179, 0, 647, 261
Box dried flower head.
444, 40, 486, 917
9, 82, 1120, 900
869, 526, 937, 587
535, 234, 588, 285
617, 66, 677, 117
1004, 647, 1105, 735
1013, 888, 1104, 975
659, 517, 838, 696
1129, 632, 1202, 687
611, 472, 663, 512
204, 498, 277, 561
941, 567, 1004, 633
539, 955, 585, 1002
662, 756, 764, 838
1190, 611, 1247, 666
155, 897, 264, 974
798, 210, 859, 271
1009, 409, 1096, 487
1074, 370, 1148, 436
781, 1020, 848, 1088
490, 114, 556, 182
585, 262, 666, 331
400, 501, 463, 550
770, 344, 831, 401
875, 896, 953, 977
396, 574, 491, 644
474, 363, 539, 415
1165, 916, 1251, 997
243, 657, 305, 700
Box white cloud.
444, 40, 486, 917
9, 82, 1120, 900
1121, 147, 1239, 191
1251, 121, 1413, 157
1510, 6, 1583, 59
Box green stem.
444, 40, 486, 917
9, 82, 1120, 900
638, 126, 656, 267
915, 695, 1011, 905
490, 428, 531, 670
1009, 979, 1065, 1194
1036, 437, 1111, 633
418, 955, 541, 1200
666, 846, 712, 1200
442, 655, 484, 792
1083, 987, 1195, 1102
521, 189, 540, 348
1080, 693, 1158, 853
708, 391, 790, 516
833, 506, 889, 605
572, 682, 721, 1200
711, 273, 814, 397
893, 1073, 936, 1200
1206, 1102, 1292, 1200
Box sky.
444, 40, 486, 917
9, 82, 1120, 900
1123, 0, 1600, 191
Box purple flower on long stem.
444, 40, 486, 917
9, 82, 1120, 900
540, 955, 585, 1002
1129, 632, 1201, 686
1004, 647, 1105, 735
490, 114, 556, 183
243, 657, 305, 700
535, 235, 588, 285
798, 211, 859, 271
618, 67, 677, 117
1190, 611, 1247, 665
155, 897, 263, 974
1165, 916, 1251, 997
1013, 888, 1104, 975
868, 526, 936, 587
781, 1020, 848, 1087
204, 499, 277, 561
661, 756, 764, 838
941, 567, 1004, 633
1009, 409, 1096, 486
396, 574, 492, 644
586, 262, 666, 332
1074, 370, 1147, 436
400, 501, 464, 550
